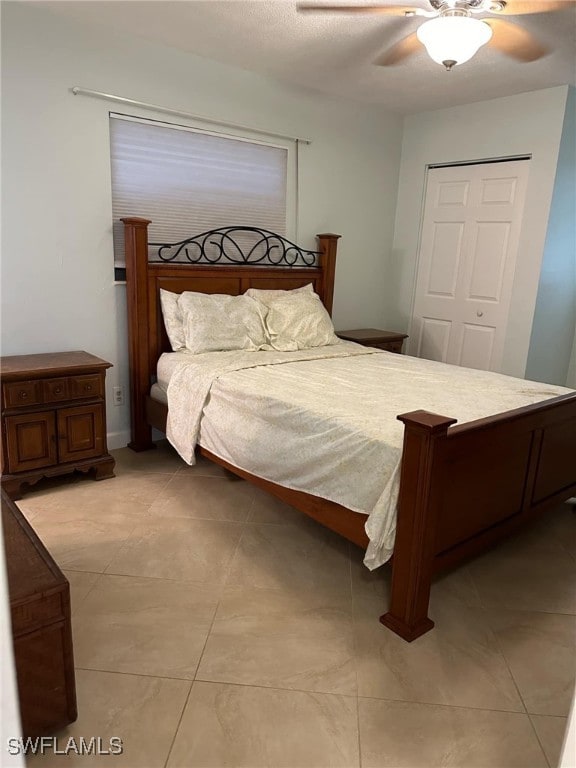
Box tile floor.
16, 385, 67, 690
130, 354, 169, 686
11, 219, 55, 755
16, 441, 575, 768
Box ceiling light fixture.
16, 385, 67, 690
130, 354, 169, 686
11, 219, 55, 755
416, 12, 493, 70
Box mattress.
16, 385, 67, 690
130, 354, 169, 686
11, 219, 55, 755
157, 351, 194, 393
154, 345, 572, 568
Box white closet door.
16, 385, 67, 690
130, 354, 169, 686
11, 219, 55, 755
410, 159, 530, 371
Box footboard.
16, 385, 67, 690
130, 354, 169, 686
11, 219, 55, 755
381, 392, 576, 642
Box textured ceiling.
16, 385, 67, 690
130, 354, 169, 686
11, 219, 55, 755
39, 0, 576, 113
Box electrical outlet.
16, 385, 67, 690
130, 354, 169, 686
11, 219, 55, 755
113, 386, 124, 406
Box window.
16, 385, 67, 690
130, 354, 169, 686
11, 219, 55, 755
110, 114, 290, 279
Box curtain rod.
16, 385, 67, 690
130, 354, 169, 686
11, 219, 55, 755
71, 87, 312, 145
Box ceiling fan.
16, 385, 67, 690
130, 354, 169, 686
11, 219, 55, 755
297, 0, 575, 70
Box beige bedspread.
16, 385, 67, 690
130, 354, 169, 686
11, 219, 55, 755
163, 343, 571, 568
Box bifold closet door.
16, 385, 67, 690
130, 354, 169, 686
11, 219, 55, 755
410, 159, 530, 372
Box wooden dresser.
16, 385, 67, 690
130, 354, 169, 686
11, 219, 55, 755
2, 488, 77, 735
0, 351, 115, 499
337, 328, 408, 353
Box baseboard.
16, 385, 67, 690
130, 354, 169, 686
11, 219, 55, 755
107, 430, 131, 450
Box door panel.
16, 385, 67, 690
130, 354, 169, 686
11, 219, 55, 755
480, 176, 518, 204
437, 180, 469, 206
410, 160, 530, 372
57, 405, 103, 463
427, 223, 464, 297
5, 412, 57, 472
418, 318, 452, 362
467, 222, 510, 302
457, 324, 496, 369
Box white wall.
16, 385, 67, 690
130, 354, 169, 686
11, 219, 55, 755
526, 86, 576, 386
1, 2, 403, 446
389, 87, 568, 379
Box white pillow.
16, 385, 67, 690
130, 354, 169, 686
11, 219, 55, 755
244, 283, 314, 306
262, 291, 339, 351
160, 289, 186, 352
178, 292, 268, 354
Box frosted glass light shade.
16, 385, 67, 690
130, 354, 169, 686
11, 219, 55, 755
417, 16, 493, 67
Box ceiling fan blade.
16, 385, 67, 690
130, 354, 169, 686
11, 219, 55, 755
495, 0, 575, 14
297, 4, 420, 15
374, 32, 421, 65
487, 18, 548, 61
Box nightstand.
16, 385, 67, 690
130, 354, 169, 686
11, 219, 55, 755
1, 351, 115, 499
337, 329, 408, 353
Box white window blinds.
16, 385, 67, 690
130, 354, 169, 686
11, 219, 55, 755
110, 115, 289, 268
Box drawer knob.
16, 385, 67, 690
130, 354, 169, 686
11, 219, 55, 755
19, 391, 28, 399
85, 384, 92, 391
54, 387, 62, 394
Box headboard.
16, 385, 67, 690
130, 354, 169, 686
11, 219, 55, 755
122, 217, 340, 450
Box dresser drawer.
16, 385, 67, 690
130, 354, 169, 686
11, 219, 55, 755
337, 330, 408, 353
4, 381, 42, 409
377, 340, 403, 353
42, 378, 69, 403
4, 375, 104, 408
69, 374, 103, 400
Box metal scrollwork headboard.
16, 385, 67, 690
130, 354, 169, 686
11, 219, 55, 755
121, 216, 340, 450
150, 226, 321, 268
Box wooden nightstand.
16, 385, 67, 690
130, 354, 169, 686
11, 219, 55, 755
0, 351, 115, 499
337, 329, 408, 353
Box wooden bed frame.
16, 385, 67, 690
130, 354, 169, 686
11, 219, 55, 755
123, 217, 576, 642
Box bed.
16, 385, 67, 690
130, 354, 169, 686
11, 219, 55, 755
122, 217, 576, 642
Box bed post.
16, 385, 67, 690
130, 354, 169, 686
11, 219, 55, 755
317, 233, 340, 315
121, 217, 156, 452
380, 410, 457, 642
